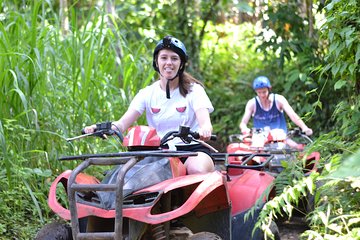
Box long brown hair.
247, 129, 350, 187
178, 72, 204, 97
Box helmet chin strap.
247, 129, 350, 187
157, 61, 183, 99
160, 68, 181, 99
165, 74, 179, 99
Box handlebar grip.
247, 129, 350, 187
192, 132, 200, 139
81, 126, 99, 135
192, 132, 217, 141
81, 122, 111, 135
96, 121, 112, 131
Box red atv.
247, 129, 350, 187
36, 123, 278, 240
226, 128, 320, 176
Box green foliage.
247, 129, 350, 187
320, 0, 360, 138
331, 97, 360, 137
255, 173, 318, 239
329, 149, 360, 178
302, 149, 360, 239
0, 120, 54, 238
201, 22, 264, 148
0, 1, 153, 238
0, 184, 44, 238
254, 131, 360, 239
256, 2, 312, 69
322, 0, 359, 89
272, 155, 311, 196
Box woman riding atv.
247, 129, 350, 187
84, 36, 215, 175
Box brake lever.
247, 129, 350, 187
66, 129, 110, 142
66, 133, 94, 142
191, 138, 219, 153
160, 134, 176, 146
180, 136, 192, 144
93, 130, 111, 139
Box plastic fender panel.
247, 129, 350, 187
227, 170, 274, 215
304, 151, 321, 173
123, 171, 230, 225
48, 170, 100, 220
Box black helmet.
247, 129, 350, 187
152, 36, 188, 74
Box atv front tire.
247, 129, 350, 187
35, 221, 72, 240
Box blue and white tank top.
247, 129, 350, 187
253, 94, 287, 133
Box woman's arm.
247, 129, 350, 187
112, 109, 141, 133
83, 108, 141, 134
195, 107, 213, 141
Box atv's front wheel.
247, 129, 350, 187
188, 232, 222, 240
35, 221, 72, 240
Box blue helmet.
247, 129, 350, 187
153, 36, 188, 74
252, 76, 271, 90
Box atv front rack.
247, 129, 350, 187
211, 152, 274, 170
59, 150, 197, 161
62, 150, 197, 240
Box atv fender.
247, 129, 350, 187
227, 170, 274, 215
122, 171, 230, 224
303, 151, 320, 175
48, 170, 101, 220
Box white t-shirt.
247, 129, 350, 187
129, 81, 214, 145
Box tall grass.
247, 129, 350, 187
0, 1, 154, 238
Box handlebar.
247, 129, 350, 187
160, 126, 218, 152
66, 124, 218, 152
212, 152, 275, 170
230, 128, 312, 142
287, 128, 313, 143
67, 122, 124, 142
160, 126, 216, 146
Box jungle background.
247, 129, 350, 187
0, 0, 359, 239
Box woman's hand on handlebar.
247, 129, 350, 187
198, 125, 213, 141
83, 124, 97, 134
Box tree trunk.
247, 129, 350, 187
59, 0, 69, 36
176, 0, 220, 79
104, 0, 123, 86
105, 0, 123, 61
307, 0, 314, 38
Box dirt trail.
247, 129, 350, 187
277, 215, 309, 240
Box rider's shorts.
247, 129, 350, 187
175, 144, 212, 163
